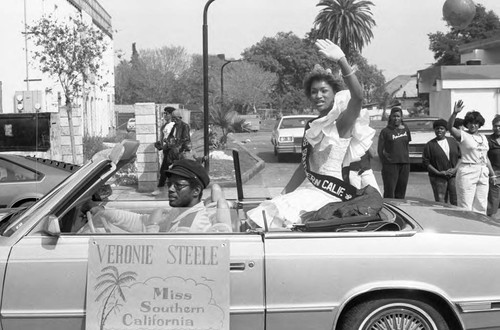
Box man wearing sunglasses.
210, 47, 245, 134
82, 160, 232, 233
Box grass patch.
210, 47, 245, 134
190, 130, 258, 182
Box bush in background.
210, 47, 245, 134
83, 135, 105, 162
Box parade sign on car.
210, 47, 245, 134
86, 238, 230, 330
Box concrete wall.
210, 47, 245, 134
134, 103, 159, 192
429, 90, 451, 119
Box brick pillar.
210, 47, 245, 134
135, 103, 159, 192
59, 106, 83, 164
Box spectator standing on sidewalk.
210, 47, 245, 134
153, 107, 176, 196
422, 119, 461, 205
448, 100, 495, 214
153, 109, 191, 196
378, 106, 411, 198
487, 115, 500, 217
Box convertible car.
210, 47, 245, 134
0, 140, 499, 330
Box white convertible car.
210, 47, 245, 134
0, 140, 499, 330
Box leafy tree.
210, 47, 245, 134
348, 51, 386, 104
127, 43, 149, 103
114, 50, 133, 104
27, 15, 107, 163
313, 0, 375, 55
136, 46, 190, 103
170, 54, 223, 109
223, 61, 278, 113
242, 32, 325, 111
429, 4, 500, 65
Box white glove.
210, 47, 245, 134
315, 39, 345, 62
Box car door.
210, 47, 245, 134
263, 230, 410, 330
1, 230, 265, 330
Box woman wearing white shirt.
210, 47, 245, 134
448, 100, 495, 214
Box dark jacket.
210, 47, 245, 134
166, 120, 191, 152
422, 137, 461, 177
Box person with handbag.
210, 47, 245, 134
152, 108, 191, 196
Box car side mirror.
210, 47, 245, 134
44, 215, 61, 237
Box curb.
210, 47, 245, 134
211, 140, 265, 188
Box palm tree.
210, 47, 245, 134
94, 266, 138, 330
314, 0, 376, 55
210, 104, 247, 149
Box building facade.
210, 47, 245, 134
417, 35, 500, 129
0, 0, 115, 137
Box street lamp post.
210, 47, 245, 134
203, 0, 216, 171
217, 54, 241, 111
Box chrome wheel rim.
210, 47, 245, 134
360, 303, 438, 330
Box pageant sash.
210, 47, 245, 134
302, 123, 357, 201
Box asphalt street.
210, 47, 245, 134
229, 123, 434, 202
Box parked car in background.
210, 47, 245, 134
240, 114, 261, 132
271, 115, 316, 161
126, 117, 136, 132
0, 154, 79, 208
405, 117, 440, 164
0, 140, 500, 329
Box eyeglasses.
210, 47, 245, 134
166, 181, 190, 191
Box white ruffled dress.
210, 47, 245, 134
247, 90, 375, 228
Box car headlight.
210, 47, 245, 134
279, 136, 293, 142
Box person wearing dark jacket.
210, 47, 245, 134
152, 109, 191, 196
422, 119, 461, 205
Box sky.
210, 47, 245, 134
100, 0, 500, 81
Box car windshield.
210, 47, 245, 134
280, 118, 312, 129
405, 119, 435, 131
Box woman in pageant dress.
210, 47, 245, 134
248, 39, 375, 227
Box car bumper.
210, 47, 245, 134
276, 143, 303, 154
409, 152, 423, 164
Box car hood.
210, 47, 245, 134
410, 131, 436, 144
278, 127, 305, 137
388, 199, 500, 236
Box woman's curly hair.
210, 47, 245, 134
463, 111, 485, 128
303, 65, 343, 98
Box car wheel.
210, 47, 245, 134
339, 297, 450, 330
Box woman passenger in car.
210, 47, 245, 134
448, 100, 495, 214
247, 39, 376, 227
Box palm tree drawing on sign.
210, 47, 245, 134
94, 266, 138, 330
